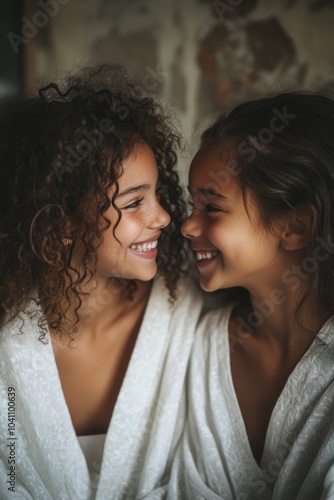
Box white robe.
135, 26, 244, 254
163, 305, 334, 500
0, 276, 205, 500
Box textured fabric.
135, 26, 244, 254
163, 305, 334, 500
321, 464, 334, 499
0, 276, 205, 500
78, 434, 106, 478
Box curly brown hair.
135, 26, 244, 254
0, 65, 187, 340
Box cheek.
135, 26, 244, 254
132, 213, 145, 225
98, 233, 120, 258
206, 220, 231, 249
114, 216, 143, 242
207, 221, 250, 257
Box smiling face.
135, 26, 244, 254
181, 143, 286, 293
89, 142, 170, 283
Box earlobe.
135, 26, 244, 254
61, 217, 74, 247
279, 205, 317, 251
62, 237, 73, 247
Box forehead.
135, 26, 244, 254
189, 142, 241, 197
107, 142, 158, 200
122, 142, 156, 169
119, 142, 157, 179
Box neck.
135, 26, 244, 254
80, 277, 152, 336
242, 282, 326, 355
50, 276, 152, 341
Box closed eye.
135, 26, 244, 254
204, 203, 224, 213
187, 199, 225, 214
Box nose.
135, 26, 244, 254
181, 212, 202, 239
151, 200, 171, 229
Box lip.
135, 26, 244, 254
132, 233, 161, 246
196, 253, 220, 269
191, 246, 217, 252
130, 247, 158, 260
129, 233, 161, 260
190, 246, 220, 269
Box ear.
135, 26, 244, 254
278, 205, 317, 251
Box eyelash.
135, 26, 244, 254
188, 201, 224, 213
204, 204, 222, 213
124, 197, 144, 210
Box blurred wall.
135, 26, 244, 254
0, 1, 24, 98
6, 0, 334, 177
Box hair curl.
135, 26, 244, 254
0, 65, 187, 340
201, 91, 334, 331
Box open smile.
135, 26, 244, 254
130, 239, 158, 253
129, 235, 160, 260
193, 249, 220, 268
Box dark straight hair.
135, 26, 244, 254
201, 91, 334, 330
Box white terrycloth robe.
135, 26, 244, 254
0, 277, 204, 500
163, 305, 334, 500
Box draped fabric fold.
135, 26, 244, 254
0, 277, 204, 500
163, 306, 334, 500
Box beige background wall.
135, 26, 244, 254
27, 0, 334, 178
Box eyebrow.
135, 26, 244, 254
189, 187, 229, 200
117, 184, 150, 198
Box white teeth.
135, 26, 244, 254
196, 251, 217, 261
130, 240, 158, 252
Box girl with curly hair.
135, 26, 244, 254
0, 66, 205, 499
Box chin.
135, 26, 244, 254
137, 274, 156, 282
132, 267, 157, 282
199, 279, 217, 293
199, 274, 229, 293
